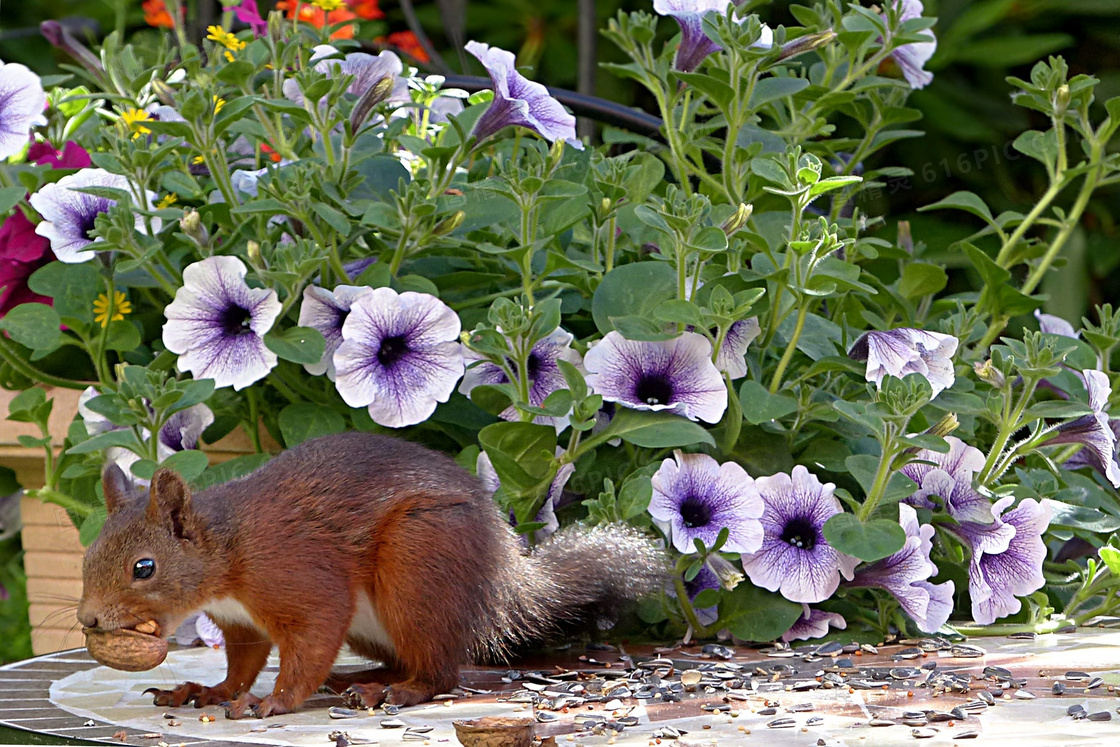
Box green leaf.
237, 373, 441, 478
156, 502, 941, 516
1025, 400, 1093, 419
264, 326, 326, 365
898, 262, 949, 299
961, 241, 1011, 287
919, 191, 995, 225
1048, 501, 1120, 533
618, 475, 653, 520
0, 303, 61, 351
1100, 546, 1120, 577
749, 77, 810, 108
720, 581, 803, 642
0, 187, 27, 214
105, 320, 141, 352
66, 428, 141, 455
313, 202, 352, 237
79, 507, 107, 547
478, 421, 557, 495
674, 72, 734, 109
156, 450, 210, 481
604, 408, 716, 448
739, 380, 798, 424
591, 261, 677, 337
822, 514, 906, 563
278, 403, 347, 447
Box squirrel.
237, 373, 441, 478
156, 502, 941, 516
77, 431, 666, 719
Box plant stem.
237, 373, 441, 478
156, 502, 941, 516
673, 576, 710, 639
0, 337, 90, 389
769, 302, 808, 393
857, 438, 897, 522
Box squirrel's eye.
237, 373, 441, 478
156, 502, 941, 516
133, 558, 155, 580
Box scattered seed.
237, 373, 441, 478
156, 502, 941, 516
1089, 711, 1113, 722
911, 727, 938, 739
767, 718, 796, 729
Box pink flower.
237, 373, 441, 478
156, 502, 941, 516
26, 141, 91, 170
234, 0, 269, 36
0, 210, 53, 317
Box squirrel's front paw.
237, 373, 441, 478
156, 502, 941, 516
342, 683, 387, 708
145, 682, 231, 708
225, 694, 291, 720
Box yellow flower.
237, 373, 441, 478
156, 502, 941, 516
121, 108, 152, 139
312, 0, 346, 10
206, 25, 246, 53
94, 291, 132, 328
192, 155, 206, 165
156, 193, 178, 209
213, 96, 226, 115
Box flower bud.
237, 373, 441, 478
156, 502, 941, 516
720, 203, 754, 235
350, 76, 396, 132
974, 359, 1006, 388
777, 29, 838, 62
179, 209, 209, 247
704, 554, 744, 591
925, 413, 960, 439
150, 79, 176, 108
40, 21, 109, 87
1054, 84, 1071, 116
246, 240, 265, 270
897, 220, 913, 255
432, 210, 465, 236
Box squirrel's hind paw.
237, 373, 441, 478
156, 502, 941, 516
145, 682, 228, 708
225, 693, 292, 720
342, 683, 388, 708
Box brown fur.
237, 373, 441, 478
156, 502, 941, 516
78, 432, 666, 718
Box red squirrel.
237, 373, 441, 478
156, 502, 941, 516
77, 432, 666, 718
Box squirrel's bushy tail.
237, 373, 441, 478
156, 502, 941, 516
477, 523, 667, 660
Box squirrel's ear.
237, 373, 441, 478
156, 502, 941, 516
147, 468, 193, 539
102, 463, 136, 515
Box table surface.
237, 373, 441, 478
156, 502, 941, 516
5, 629, 1120, 746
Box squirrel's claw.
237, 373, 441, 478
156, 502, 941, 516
145, 682, 205, 708
224, 693, 262, 720
342, 683, 387, 709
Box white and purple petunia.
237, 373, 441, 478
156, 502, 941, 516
849, 327, 958, 398
459, 328, 583, 432
653, 0, 774, 73
716, 318, 761, 380
464, 41, 582, 150
848, 504, 955, 633
159, 403, 215, 452
29, 168, 160, 263
0, 60, 46, 160
740, 465, 859, 604
649, 451, 764, 555
298, 284, 374, 380
1047, 370, 1120, 488
670, 565, 721, 627
283, 45, 409, 108
477, 447, 572, 545
334, 287, 465, 428
162, 256, 282, 391
950, 497, 1052, 625
899, 436, 991, 523
781, 604, 847, 643
584, 331, 728, 423
1034, 309, 1079, 339
884, 0, 937, 89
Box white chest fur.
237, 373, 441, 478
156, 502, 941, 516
201, 593, 395, 653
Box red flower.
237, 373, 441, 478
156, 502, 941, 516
276, 1, 359, 39
142, 0, 176, 28
260, 144, 283, 163
350, 0, 384, 20
380, 31, 430, 64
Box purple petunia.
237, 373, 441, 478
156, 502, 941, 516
29, 168, 160, 263
652, 0, 773, 73
298, 284, 374, 380
162, 256, 282, 390
900, 436, 991, 523
884, 0, 937, 90
334, 287, 464, 428
283, 45, 409, 108
584, 331, 728, 423
0, 60, 46, 159
848, 327, 958, 398
1035, 309, 1079, 339
464, 41, 582, 150
950, 497, 1052, 625
781, 605, 847, 643
1047, 370, 1120, 488
459, 328, 582, 432
740, 466, 858, 604
848, 504, 955, 633
716, 318, 761, 380
476, 447, 572, 545
670, 565, 721, 627
649, 451, 764, 555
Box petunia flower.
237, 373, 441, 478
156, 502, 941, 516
0, 61, 47, 160
1046, 370, 1120, 488
0, 210, 53, 317
847, 504, 955, 633
234, 0, 268, 35
162, 256, 282, 390
900, 436, 991, 523
653, 0, 774, 73
298, 284, 374, 380
949, 497, 1052, 625
26, 140, 91, 170
459, 328, 583, 431
464, 41, 582, 150
669, 565, 721, 627
848, 327, 958, 398
29, 168, 160, 264
715, 317, 761, 380
283, 45, 409, 108
649, 450, 764, 555
334, 287, 464, 428
740, 465, 858, 604
159, 403, 215, 452
476, 447, 572, 545
1034, 309, 1079, 339
884, 0, 937, 90
584, 331, 728, 423
781, 604, 847, 643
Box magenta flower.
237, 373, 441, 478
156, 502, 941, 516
0, 210, 53, 317
848, 504, 955, 633
584, 331, 727, 423
649, 451, 764, 554
781, 605, 847, 643
26, 140, 91, 170
464, 41, 581, 150
0, 61, 46, 160
740, 466, 858, 604
900, 436, 990, 523
234, 0, 268, 35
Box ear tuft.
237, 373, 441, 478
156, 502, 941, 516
147, 469, 193, 539
102, 463, 136, 515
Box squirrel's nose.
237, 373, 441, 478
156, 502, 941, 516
76, 603, 97, 629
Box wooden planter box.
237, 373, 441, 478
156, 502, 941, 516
1, 387, 270, 654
